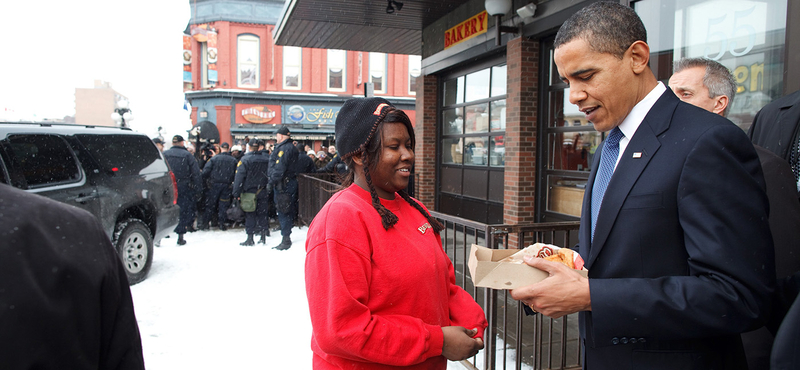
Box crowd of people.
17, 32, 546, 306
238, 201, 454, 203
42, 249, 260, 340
156, 126, 343, 250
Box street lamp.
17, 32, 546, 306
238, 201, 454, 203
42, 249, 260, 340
111, 99, 134, 128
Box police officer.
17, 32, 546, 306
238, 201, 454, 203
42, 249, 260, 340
200, 142, 238, 231
163, 135, 202, 245
233, 139, 271, 246
268, 126, 298, 250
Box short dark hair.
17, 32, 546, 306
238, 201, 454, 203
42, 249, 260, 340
672, 57, 737, 117
554, 1, 647, 59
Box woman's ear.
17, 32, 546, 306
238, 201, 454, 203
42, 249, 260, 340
352, 152, 364, 167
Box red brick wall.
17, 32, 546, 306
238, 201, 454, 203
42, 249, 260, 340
504, 37, 539, 225
414, 74, 438, 207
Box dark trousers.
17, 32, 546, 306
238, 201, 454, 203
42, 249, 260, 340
174, 182, 196, 234
203, 182, 232, 226
273, 178, 298, 237
244, 189, 270, 234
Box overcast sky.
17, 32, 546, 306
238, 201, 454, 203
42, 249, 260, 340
1, 0, 192, 138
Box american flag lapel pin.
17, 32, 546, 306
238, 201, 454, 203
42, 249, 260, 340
632, 152, 643, 159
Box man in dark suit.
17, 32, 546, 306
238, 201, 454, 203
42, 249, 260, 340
510, 3, 775, 369
748, 89, 800, 199
669, 56, 800, 370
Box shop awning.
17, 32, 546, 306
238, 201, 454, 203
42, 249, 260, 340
273, 0, 468, 55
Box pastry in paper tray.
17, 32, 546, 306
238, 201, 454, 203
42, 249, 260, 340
499, 243, 585, 270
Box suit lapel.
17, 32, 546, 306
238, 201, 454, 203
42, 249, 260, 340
585, 91, 675, 269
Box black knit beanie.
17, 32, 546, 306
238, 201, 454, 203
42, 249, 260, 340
335, 97, 394, 160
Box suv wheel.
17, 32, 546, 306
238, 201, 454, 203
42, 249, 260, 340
115, 219, 154, 285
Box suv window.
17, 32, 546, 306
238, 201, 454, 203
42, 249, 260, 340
77, 134, 162, 176
6, 134, 82, 189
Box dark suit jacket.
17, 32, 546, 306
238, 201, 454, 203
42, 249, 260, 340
748, 90, 800, 199
578, 90, 775, 370
771, 285, 800, 369
740, 147, 800, 370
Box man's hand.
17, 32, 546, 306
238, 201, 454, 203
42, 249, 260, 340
509, 256, 591, 318
442, 326, 484, 361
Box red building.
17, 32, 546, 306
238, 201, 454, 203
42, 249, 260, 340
183, 0, 419, 150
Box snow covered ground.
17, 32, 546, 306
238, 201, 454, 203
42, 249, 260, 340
130, 226, 470, 369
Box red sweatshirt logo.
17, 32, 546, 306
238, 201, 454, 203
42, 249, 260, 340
418, 222, 431, 234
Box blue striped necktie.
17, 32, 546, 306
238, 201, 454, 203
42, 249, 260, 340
591, 127, 624, 241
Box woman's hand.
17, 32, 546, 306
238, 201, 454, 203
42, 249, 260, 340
441, 326, 484, 361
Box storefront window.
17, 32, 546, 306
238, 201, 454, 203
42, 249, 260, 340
439, 61, 506, 223
633, 0, 787, 131
541, 40, 597, 220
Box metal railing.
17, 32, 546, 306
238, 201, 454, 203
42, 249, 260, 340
298, 174, 583, 370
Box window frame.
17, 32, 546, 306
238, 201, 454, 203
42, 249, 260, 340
369, 52, 387, 94
327, 49, 347, 92
237, 34, 260, 89
283, 46, 302, 90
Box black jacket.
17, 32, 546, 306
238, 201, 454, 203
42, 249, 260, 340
0, 184, 145, 369
163, 145, 202, 191
233, 150, 270, 197
316, 153, 346, 174
268, 139, 298, 186
202, 151, 238, 184
294, 152, 316, 174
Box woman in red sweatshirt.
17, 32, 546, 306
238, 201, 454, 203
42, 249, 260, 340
305, 97, 488, 369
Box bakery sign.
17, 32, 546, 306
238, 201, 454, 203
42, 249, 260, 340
237, 104, 281, 124
444, 11, 488, 49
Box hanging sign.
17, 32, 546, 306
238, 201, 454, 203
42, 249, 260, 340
444, 11, 488, 49
237, 104, 281, 124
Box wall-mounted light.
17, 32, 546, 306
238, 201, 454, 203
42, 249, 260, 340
485, 0, 518, 46
516, 3, 537, 19
199, 109, 208, 118
386, 0, 403, 14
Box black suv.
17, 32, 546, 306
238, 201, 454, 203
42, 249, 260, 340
0, 123, 180, 284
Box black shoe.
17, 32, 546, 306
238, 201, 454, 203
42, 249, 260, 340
272, 235, 291, 250
258, 233, 267, 244
240, 234, 255, 246
219, 224, 227, 231
177, 234, 186, 245
198, 224, 209, 231
187, 226, 197, 233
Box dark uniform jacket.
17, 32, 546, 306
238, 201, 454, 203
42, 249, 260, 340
202, 151, 238, 184
316, 153, 346, 174
233, 150, 270, 198
0, 184, 145, 370
163, 145, 202, 192
294, 151, 316, 174
268, 139, 298, 187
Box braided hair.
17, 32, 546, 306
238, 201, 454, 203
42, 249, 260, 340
339, 108, 443, 233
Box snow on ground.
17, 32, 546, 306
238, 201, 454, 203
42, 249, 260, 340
130, 226, 469, 369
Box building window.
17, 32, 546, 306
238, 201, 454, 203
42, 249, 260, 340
237, 35, 259, 88
632, 0, 787, 131
369, 52, 386, 93
408, 55, 421, 95
201, 42, 209, 88
283, 46, 302, 89
439, 62, 506, 223
327, 49, 346, 91
539, 38, 601, 221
